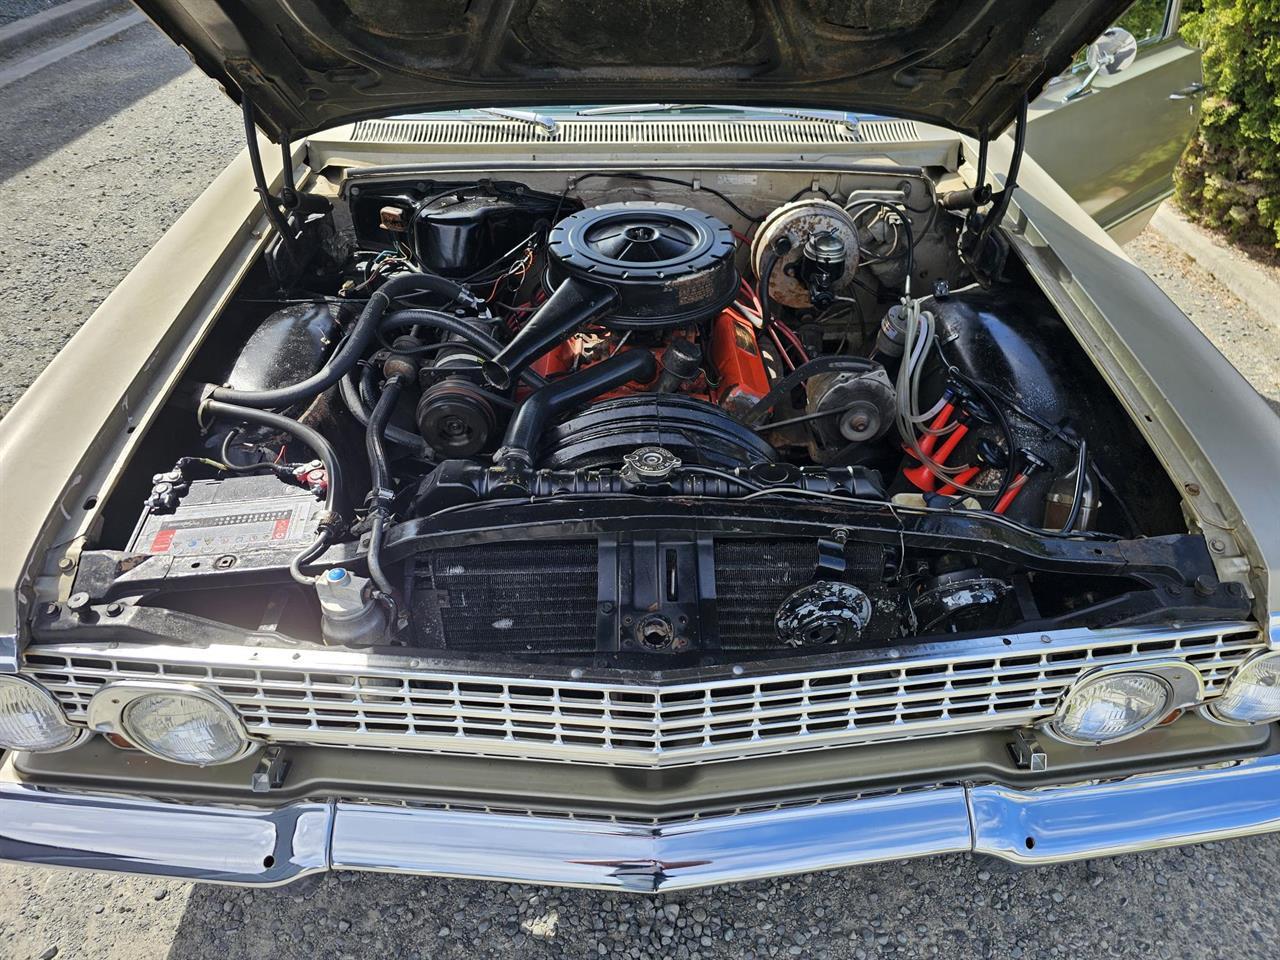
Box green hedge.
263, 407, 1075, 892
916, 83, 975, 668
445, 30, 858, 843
1174, 0, 1280, 253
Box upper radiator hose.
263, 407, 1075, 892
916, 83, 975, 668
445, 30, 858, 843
482, 277, 618, 390
493, 349, 657, 470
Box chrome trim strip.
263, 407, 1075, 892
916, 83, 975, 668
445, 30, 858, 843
970, 757, 1280, 864
4, 754, 1280, 890
328, 790, 972, 892
0, 784, 330, 886
21, 621, 1264, 768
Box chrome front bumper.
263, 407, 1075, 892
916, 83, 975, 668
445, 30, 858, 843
4, 754, 1280, 891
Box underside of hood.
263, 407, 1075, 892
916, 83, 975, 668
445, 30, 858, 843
134, 0, 1128, 141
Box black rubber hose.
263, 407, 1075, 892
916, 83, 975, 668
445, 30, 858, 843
242, 100, 294, 250
756, 249, 779, 325
977, 95, 1028, 253
202, 399, 345, 517
367, 513, 395, 600
366, 376, 404, 505
209, 272, 476, 408
1061, 438, 1089, 534
495, 349, 658, 468
288, 529, 333, 586
339, 367, 432, 456
379, 309, 548, 389
365, 375, 405, 597
742, 355, 881, 426
482, 277, 618, 390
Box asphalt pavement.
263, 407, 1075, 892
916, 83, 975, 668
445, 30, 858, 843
0, 16, 1278, 960
0, 1, 63, 27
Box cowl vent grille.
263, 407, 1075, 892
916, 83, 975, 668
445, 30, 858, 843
349, 118, 920, 147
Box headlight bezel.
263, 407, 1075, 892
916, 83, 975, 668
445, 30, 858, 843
1202, 650, 1280, 727
1044, 661, 1204, 746
0, 674, 88, 753
86, 681, 257, 766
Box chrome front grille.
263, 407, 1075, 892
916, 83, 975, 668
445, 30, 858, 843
22, 622, 1263, 768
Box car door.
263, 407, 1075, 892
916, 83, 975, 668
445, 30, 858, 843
1026, 0, 1203, 241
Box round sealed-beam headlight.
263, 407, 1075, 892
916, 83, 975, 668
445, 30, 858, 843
1207, 652, 1280, 725
1050, 670, 1174, 745
0, 675, 84, 752
91, 684, 254, 766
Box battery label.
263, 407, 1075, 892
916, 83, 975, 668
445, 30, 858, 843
145, 508, 305, 555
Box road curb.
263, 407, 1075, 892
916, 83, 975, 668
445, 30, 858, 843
0, 0, 131, 59
1150, 203, 1280, 325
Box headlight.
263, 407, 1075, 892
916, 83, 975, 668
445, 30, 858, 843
0, 675, 83, 752
1207, 652, 1280, 725
88, 683, 254, 766
1050, 670, 1173, 745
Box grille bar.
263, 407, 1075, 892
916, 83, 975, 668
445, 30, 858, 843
23, 622, 1263, 768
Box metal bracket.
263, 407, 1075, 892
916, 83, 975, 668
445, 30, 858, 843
250, 747, 291, 793
0, 632, 19, 674
815, 537, 847, 578
1064, 65, 1100, 102
1009, 729, 1048, 772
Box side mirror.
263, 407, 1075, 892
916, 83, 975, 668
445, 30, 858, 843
1066, 27, 1139, 101
1087, 27, 1139, 75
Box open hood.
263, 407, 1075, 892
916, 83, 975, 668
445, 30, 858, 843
135, 0, 1127, 140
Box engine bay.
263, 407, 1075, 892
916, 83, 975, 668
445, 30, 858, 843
47, 162, 1249, 668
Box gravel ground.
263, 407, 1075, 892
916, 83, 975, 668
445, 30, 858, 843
0, 0, 64, 28
2, 22, 1280, 960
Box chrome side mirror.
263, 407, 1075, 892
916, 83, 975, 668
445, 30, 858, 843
1066, 27, 1139, 101
1087, 27, 1139, 75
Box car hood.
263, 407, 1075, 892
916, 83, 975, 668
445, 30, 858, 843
135, 0, 1127, 140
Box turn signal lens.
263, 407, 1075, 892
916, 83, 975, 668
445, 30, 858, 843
1208, 652, 1280, 725
1052, 671, 1171, 744
0, 675, 81, 751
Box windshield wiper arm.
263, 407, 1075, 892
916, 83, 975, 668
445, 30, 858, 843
576, 103, 860, 133
475, 108, 559, 135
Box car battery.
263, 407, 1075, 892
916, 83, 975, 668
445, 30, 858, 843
128, 474, 323, 558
